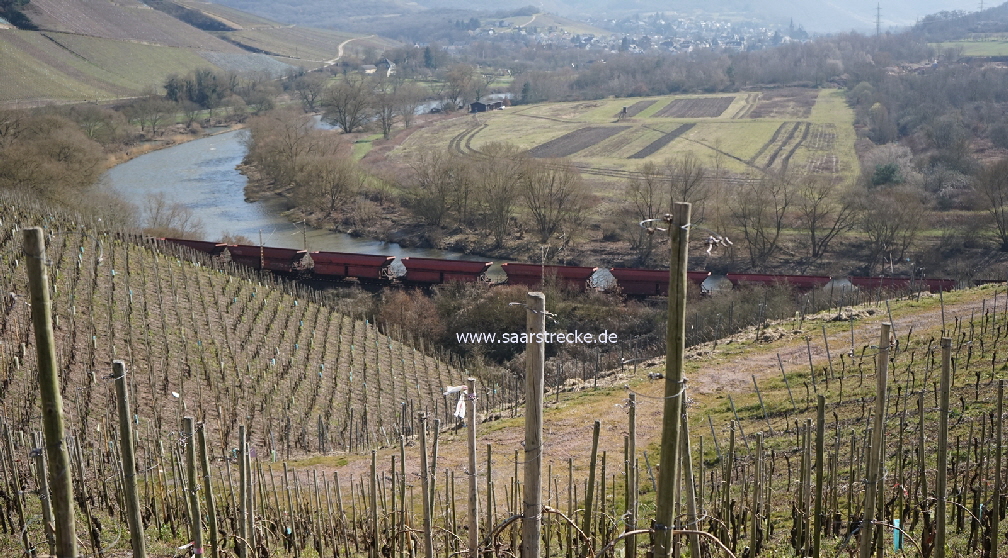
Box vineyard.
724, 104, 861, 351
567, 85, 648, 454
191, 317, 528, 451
0, 192, 1006, 558
23, 0, 242, 51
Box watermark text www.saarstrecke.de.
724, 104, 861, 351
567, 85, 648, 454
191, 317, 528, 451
455, 331, 618, 345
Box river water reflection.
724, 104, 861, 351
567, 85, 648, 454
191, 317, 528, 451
104, 130, 503, 276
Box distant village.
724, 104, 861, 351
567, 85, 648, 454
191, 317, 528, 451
432, 13, 810, 57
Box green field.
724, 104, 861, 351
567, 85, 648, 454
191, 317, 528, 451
393, 89, 858, 188
931, 39, 1008, 56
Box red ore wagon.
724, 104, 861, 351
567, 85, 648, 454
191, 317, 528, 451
161, 237, 227, 256
227, 245, 307, 272
400, 258, 492, 284
848, 276, 912, 291
608, 268, 710, 296
502, 263, 598, 291
922, 278, 956, 293
727, 273, 830, 290
310, 252, 395, 281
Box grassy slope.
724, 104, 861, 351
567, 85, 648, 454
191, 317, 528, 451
0, 31, 112, 102
223, 27, 399, 64
0, 29, 225, 102
931, 39, 1008, 56
498, 12, 608, 36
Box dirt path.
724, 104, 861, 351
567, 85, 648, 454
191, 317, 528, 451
324, 35, 375, 66
299, 285, 1005, 483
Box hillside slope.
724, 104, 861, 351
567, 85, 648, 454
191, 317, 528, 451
207, 0, 985, 33
0, 0, 306, 104
23, 0, 242, 50
0, 191, 470, 456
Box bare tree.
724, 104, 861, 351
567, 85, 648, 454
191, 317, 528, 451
409, 150, 462, 227
973, 158, 1008, 251
442, 64, 477, 110
125, 93, 175, 135
396, 81, 426, 129
522, 159, 590, 244
294, 73, 328, 113
244, 110, 336, 189
795, 176, 857, 260
322, 74, 371, 133
372, 77, 397, 140
731, 173, 791, 267
295, 155, 363, 213
625, 161, 669, 265
143, 192, 205, 239
664, 152, 707, 206
861, 185, 926, 273
474, 142, 526, 246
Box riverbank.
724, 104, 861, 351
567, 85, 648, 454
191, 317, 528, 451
239, 110, 610, 266
105, 123, 246, 169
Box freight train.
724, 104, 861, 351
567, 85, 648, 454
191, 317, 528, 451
158, 237, 959, 294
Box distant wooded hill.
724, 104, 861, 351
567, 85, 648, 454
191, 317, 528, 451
206, 0, 989, 33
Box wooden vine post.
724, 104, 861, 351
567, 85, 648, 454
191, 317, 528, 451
466, 377, 479, 557
813, 395, 825, 558
197, 424, 220, 558
114, 361, 146, 558
239, 425, 248, 558
184, 417, 204, 557
859, 323, 890, 558
626, 393, 637, 558
419, 414, 435, 558
582, 421, 601, 557
935, 337, 951, 558
23, 227, 78, 558
523, 291, 546, 558
992, 379, 1004, 558
654, 202, 691, 558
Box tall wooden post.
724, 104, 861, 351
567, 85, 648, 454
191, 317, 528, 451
370, 450, 379, 558
523, 292, 546, 558
197, 424, 220, 558
935, 338, 951, 558
466, 377, 479, 557
115, 361, 146, 558
419, 415, 435, 558
239, 425, 248, 558
680, 410, 700, 558
655, 203, 691, 558
750, 433, 762, 558
859, 324, 890, 558
625, 393, 637, 558
581, 421, 601, 557
813, 395, 825, 558
23, 227, 78, 558
184, 417, 204, 557
992, 380, 1004, 558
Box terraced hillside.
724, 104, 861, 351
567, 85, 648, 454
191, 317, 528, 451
392, 88, 858, 192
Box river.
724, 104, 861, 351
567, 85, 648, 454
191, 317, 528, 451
104, 129, 505, 276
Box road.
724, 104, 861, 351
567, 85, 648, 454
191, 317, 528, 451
324, 35, 375, 67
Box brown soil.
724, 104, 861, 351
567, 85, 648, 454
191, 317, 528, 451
652, 96, 735, 118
